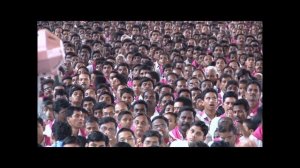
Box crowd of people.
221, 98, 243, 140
37, 21, 263, 147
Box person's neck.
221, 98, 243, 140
147, 105, 156, 117
204, 109, 216, 120
72, 127, 79, 136
179, 128, 186, 139
248, 100, 259, 109
71, 102, 81, 107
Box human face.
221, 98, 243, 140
201, 81, 213, 92
118, 131, 136, 147
43, 83, 53, 97
175, 80, 187, 93
206, 70, 217, 83
229, 61, 239, 72
173, 102, 183, 114
99, 122, 116, 140
87, 141, 106, 147
213, 47, 224, 58
102, 65, 112, 77
115, 103, 129, 119
188, 79, 200, 90
179, 91, 190, 99
245, 57, 255, 69
121, 93, 133, 106
159, 87, 172, 98
152, 119, 169, 137
159, 54, 168, 65
242, 123, 252, 138
99, 94, 112, 105
246, 84, 261, 102
178, 111, 195, 134
219, 131, 236, 147
120, 114, 133, 129
255, 60, 263, 73
223, 97, 237, 119
103, 107, 114, 118
192, 70, 204, 83
144, 91, 156, 107
78, 73, 91, 90
159, 95, 173, 110
132, 80, 141, 96
67, 111, 85, 129
216, 59, 226, 72
143, 136, 160, 147
141, 81, 153, 93
94, 109, 102, 119
203, 92, 218, 112
85, 89, 97, 100
220, 77, 232, 92
133, 104, 147, 117
37, 122, 44, 144
163, 113, 176, 131
233, 105, 248, 122
82, 101, 94, 115
139, 69, 150, 78
223, 68, 235, 78
117, 66, 128, 77
85, 122, 99, 135
186, 125, 205, 143
167, 75, 177, 87
134, 115, 150, 137
70, 90, 83, 105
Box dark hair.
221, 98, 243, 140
99, 117, 117, 129
120, 87, 134, 98
225, 80, 239, 90
178, 89, 191, 98
51, 121, 72, 141
246, 80, 262, 92
117, 111, 133, 122
188, 141, 209, 147
243, 119, 256, 131
159, 84, 174, 94
210, 140, 231, 147
233, 98, 250, 115
141, 130, 162, 145
174, 96, 193, 107
113, 142, 132, 147
151, 115, 169, 127
85, 116, 99, 124
117, 127, 135, 140
53, 99, 70, 114
200, 88, 218, 100
98, 91, 114, 104
132, 100, 148, 112
178, 106, 196, 118
81, 97, 96, 106
222, 91, 238, 103
113, 74, 128, 85
69, 85, 84, 98
62, 136, 81, 147
66, 106, 83, 118
191, 120, 209, 136
87, 131, 109, 146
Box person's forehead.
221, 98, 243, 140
152, 119, 166, 125
189, 125, 203, 132
233, 105, 245, 110
135, 115, 147, 121
180, 111, 194, 116
145, 136, 159, 141
204, 92, 217, 97
119, 131, 133, 137
101, 122, 115, 127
